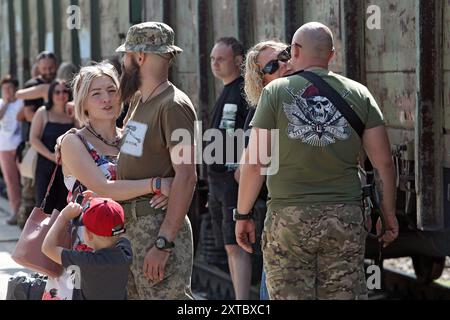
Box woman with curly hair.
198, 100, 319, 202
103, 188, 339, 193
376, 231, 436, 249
239, 40, 293, 300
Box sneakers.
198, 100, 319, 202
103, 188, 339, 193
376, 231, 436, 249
6, 215, 18, 226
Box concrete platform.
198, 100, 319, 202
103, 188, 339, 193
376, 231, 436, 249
0, 197, 28, 300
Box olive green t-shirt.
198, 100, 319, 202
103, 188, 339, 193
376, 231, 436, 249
251, 69, 384, 210
117, 84, 197, 197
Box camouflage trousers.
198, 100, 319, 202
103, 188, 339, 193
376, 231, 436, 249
262, 204, 368, 300
122, 200, 194, 300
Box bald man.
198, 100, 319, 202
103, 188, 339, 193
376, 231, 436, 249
235, 22, 398, 299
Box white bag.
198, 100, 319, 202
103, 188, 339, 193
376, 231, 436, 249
42, 270, 75, 300
42, 226, 85, 300
19, 108, 49, 179
19, 146, 38, 179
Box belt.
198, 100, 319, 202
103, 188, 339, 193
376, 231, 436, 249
120, 199, 164, 220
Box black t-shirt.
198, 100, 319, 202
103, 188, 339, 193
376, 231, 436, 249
22, 77, 46, 142
61, 237, 133, 300
207, 76, 249, 173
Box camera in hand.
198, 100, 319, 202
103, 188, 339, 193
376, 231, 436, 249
72, 193, 87, 226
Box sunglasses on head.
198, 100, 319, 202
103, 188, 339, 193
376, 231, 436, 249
261, 49, 291, 75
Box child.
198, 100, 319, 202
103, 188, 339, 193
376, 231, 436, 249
42, 197, 132, 300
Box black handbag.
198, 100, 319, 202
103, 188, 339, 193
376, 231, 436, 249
6, 273, 47, 300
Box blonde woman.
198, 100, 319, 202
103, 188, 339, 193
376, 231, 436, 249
238, 41, 293, 300
59, 62, 172, 207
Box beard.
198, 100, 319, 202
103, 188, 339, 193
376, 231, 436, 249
42, 72, 56, 83
119, 57, 142, 103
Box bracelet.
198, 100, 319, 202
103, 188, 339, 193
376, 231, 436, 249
150, 178, 154, 194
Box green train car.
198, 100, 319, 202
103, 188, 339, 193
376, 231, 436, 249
1, 0, 449, 292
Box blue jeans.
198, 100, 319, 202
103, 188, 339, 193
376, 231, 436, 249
260, 269, 269, 300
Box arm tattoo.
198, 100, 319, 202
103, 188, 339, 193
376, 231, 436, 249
373, 168, 384, 204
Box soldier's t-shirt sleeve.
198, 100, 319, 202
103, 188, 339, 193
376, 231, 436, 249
162, 100, 197, 148
250, 87, 277, 130
364, 88, 385, 129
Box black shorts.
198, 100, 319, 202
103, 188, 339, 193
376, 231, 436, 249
208, 171, 239, 246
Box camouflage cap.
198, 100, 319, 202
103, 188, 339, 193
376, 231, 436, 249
116, 22, 183, 55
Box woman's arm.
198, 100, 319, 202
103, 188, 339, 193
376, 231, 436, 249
42, 203, 81, 265
16, 106, 26, 122
61, 134, 172, 201
29, 107, 56, 163
15, 84, 50, 101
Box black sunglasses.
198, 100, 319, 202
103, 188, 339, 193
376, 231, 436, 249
261, 50, 291, 75
54, 89, 70, 95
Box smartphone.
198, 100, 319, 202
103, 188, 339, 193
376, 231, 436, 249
75, 193, 84, 205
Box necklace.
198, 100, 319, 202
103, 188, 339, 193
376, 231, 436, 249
142, 80, 168, 104
86, 125, 121, 149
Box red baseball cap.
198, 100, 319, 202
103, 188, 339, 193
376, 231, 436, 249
77, 197, 126, 237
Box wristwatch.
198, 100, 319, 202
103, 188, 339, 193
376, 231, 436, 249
154, 236, 175, 250
233, 208, 254, 221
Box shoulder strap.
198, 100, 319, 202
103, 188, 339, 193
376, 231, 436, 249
58, 128, 91, 150
40, 159, 60, 210
58, 130, 89, 202
294, 70, 365, 139
74, 132, 92, 151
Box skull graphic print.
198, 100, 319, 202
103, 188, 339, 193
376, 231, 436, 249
282, 85, 351, 147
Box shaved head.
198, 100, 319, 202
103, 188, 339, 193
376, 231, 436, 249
294, 22, 334, 57
291, 22, 335, 70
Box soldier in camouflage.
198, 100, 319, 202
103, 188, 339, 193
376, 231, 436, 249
116, 22, 197, 300
235, 22, 399, 300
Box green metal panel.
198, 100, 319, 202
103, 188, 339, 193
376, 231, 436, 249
444, 2, 450, 131
70, 0, 81, 66
341, 0, 366, 83
237, 0, 255, 51
52, 0, 62, 60
90, 0, 102, 61
364, 0, 417, 129
198, 0, 216, 120
130, 0, 143, 24
211, 0, 238, 40
21, 0, 30, 81
163, 0, 176, 84
302, 0, 343, 73
415, 0, 444, 230
365, 0, 416, 73
7, 0, 17, 76
284, 0, 304, 43
37, 0, 46, 52
253, 0, 284, 42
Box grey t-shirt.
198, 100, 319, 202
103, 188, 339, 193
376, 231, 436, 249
61, 237, 132, 300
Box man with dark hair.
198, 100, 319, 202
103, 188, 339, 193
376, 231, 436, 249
22, 51, 58, 127
215, 37, 245, 57
208, 37, 251, 299
16, 51, 58, 227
